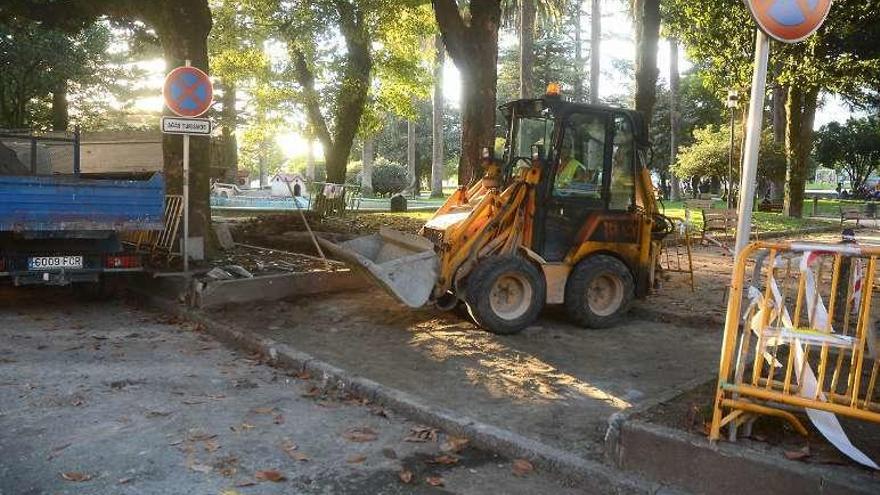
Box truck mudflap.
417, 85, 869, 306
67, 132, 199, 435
318, 226, 439, 308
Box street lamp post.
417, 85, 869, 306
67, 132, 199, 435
726, 90, 739, 208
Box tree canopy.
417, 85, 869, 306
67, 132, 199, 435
814, 116, 880, 192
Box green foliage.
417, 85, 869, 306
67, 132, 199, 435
650, 72, 727, 173
663, 0, 880, 103
0, 17, 112, 129
672, 125, 785, 185
814, 116, 880, 192
370, 99, 461, 189
371, 158, 409, 197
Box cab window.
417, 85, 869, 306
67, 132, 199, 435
609, 115, 635, 210
552, 112, 606, 200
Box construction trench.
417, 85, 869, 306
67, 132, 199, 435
129, 219, 880, 494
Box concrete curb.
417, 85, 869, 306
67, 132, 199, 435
193, 269, 366, 308
607, 419, 877, 495
137, 291, 667, 494
603, 376, 879, 495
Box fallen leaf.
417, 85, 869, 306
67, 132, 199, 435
369, 405, 389, 418
190, 463, 213, 473
784, 446, 811, 461
188, 431, 217, 442
426, 476, 445, 487
290, 452, 309, 462
405, 425, 438, 443
343, 426, 378, 443
145, 410, 171, 418
440, 436, 469, 453
512, 459, 534, 476
47, 443, 72, 460
235, 480, 257, 487
203, 439, 220, 452
281, 439, 298, 452
61, 472, 92, 482
240, 423, 256, 430
117, 477, 132, 484
273, 414, 284, 425
252, 407, 274, 414
255, 470, 286, 482
427, 454, 459, 465
302, 386, 323, 398
398, 470, 414, 484
347, 454, 367, 464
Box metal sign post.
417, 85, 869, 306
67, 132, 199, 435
733, 0, 833, 256
733, 31, 770, 256
161, 59, 213, 274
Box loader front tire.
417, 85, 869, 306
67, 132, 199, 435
565, 255, 633, 329
465, 256, 545, 335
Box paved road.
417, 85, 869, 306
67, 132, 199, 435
0, 286, 579, 494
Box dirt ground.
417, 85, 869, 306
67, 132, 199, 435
215, 291, 721, 461
0, 286, 583, 495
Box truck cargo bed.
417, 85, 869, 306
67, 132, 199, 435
0, 173, 165, 232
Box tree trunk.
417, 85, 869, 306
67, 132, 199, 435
219, 80, 238, 182
519, 0, 536, 99
258, 144, 268, 187
573, 1, 583, 102
783, 87, 819, 218
632, 0, 660, 129
305, 138, 315, 181
153, 3, 213, 245
51, 80, 68, 132
406, 118, 417, 196
668, 38, 681, 201
590, 0, 601, 104
431, 34, 445, 198
434, 0, 501, 185
361, 136, 374, 196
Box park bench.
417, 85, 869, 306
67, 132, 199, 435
684, 199, 758, 251
840, 205, 867, 226
757, 199, 783, 213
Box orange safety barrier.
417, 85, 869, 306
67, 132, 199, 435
711, 240, 880, 443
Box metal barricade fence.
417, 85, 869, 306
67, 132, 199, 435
711, 240, 880, 441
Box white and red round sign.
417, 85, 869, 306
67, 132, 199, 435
746, 0, 832, 43
163, 66, 213, 117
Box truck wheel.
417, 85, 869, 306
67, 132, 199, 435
564, 255, 634, 329
465, 256, 545, 335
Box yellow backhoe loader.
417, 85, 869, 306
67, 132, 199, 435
321, 89, 672, 334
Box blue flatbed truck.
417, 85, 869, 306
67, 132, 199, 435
0, 131, 165, 288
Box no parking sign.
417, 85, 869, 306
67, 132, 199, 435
746, 0, 832, 43
163, 66, 213, 117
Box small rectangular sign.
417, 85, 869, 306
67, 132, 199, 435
161, 117, 211, 135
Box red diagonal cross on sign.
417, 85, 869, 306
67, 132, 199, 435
163, 66, 213, 117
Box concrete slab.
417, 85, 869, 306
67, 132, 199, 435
213, 291, 721, 462
193, 269, 365, 308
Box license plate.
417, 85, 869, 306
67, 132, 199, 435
28, 256, 84, 271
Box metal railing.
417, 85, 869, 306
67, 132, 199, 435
711, 240, 880, 441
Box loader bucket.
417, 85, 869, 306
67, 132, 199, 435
318, 226, 440, 308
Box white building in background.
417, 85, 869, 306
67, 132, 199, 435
270, 172, 306, 197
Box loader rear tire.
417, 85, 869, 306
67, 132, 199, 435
465, 256, 545, 335
565, 255, 633, 329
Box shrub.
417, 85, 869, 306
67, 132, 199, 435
372, 158, 409, 197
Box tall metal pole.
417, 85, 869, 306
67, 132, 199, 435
734, 31, 770, 256
728, 108, 735, 208
182, 59, 191, 274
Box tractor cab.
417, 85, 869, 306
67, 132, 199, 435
498, 94, 659, 298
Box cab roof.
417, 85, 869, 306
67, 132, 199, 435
498, 97, 650, 147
